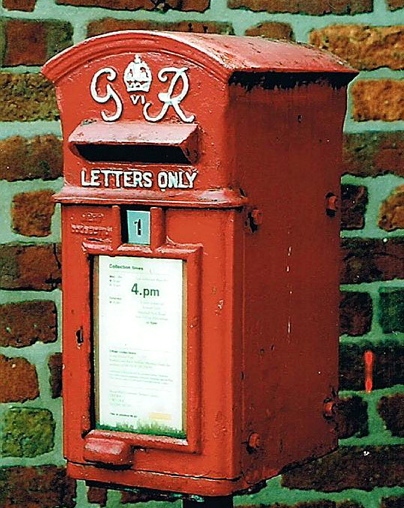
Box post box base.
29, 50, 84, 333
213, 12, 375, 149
68, 462, 274, 497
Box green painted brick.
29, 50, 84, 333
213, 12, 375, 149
1, 408, 55, 458
379, 288, 404, 333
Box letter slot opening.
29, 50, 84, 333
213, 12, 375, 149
69, 120, 199, 164
75, 144, 190, 164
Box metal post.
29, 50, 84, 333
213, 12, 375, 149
183, 496, 234, 508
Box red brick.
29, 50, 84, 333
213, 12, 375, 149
351, 79, 404, 121
48, 352, 62, 398
2, 0, 36, 11
341, 184, 368, 230
244, 21, 294, 40
228, 0, 372, 14
341, 238, 404, 284
309, 25, 404, 71
0, 301, 57, 347
0, 73, 58, 122
241, 502, 362, 508
379, 185, 404, 231
4, 20, 47, 66
87, 18, 233, 37
0, 466, 76, 508
281, 445, 404, 491
372, 346, 404, 390
12, 189, 56, 237
0, 243, 61, 291
57, 0, 209, 12
386, 0, 404, 9
340, 342, 404, 391
340, 343, 364, 391
0, 135, 63, 181
343, 132, 404, 177
0, 355, 39, 402
375, 133, 404, 176
340, 291, 372, 336
87, 485, 107, 506
378, 394, 404, 437
1, 19, 72, 67
382, 496, 404, 508
335, 396, 368, 439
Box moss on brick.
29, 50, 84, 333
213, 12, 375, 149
379, 288, 404, 333
0, 20, 6, 67
1, 408, 55, 457
0, 73, 58, 121
46, 20, 73, 59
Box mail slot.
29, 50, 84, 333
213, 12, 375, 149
42, 31, 356, 497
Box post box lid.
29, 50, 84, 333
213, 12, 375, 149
43, 31, 356, 84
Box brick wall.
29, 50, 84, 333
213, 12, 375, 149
0, 0, 403, 507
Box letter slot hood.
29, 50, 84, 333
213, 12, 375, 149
69, 121, 199, 164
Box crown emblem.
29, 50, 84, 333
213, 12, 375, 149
124, 54, 152, 93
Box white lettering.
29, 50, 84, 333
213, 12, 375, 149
130, 95, 146, 106
101, 169, 113, 187
81, 169, 101, 187
133, 171, 144, 187
185, 171, 198, 188
156, 170, 198, 190
80, 169, 197, 190
168, 171, 178, 188
123, 171, 135, 188
143, 171, 153, 188
143, 67, 195, 123
90, 68, 123, 122
158, 171, 168, 190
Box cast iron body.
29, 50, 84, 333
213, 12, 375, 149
42, 31, 356, 497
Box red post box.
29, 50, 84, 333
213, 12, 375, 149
42, 32, 356, 498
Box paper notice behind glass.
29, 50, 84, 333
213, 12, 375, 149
95, 255, 185, 437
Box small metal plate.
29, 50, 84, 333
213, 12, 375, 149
127, 210, 150, 245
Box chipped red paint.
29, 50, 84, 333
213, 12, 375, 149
364, 350, 375, 393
